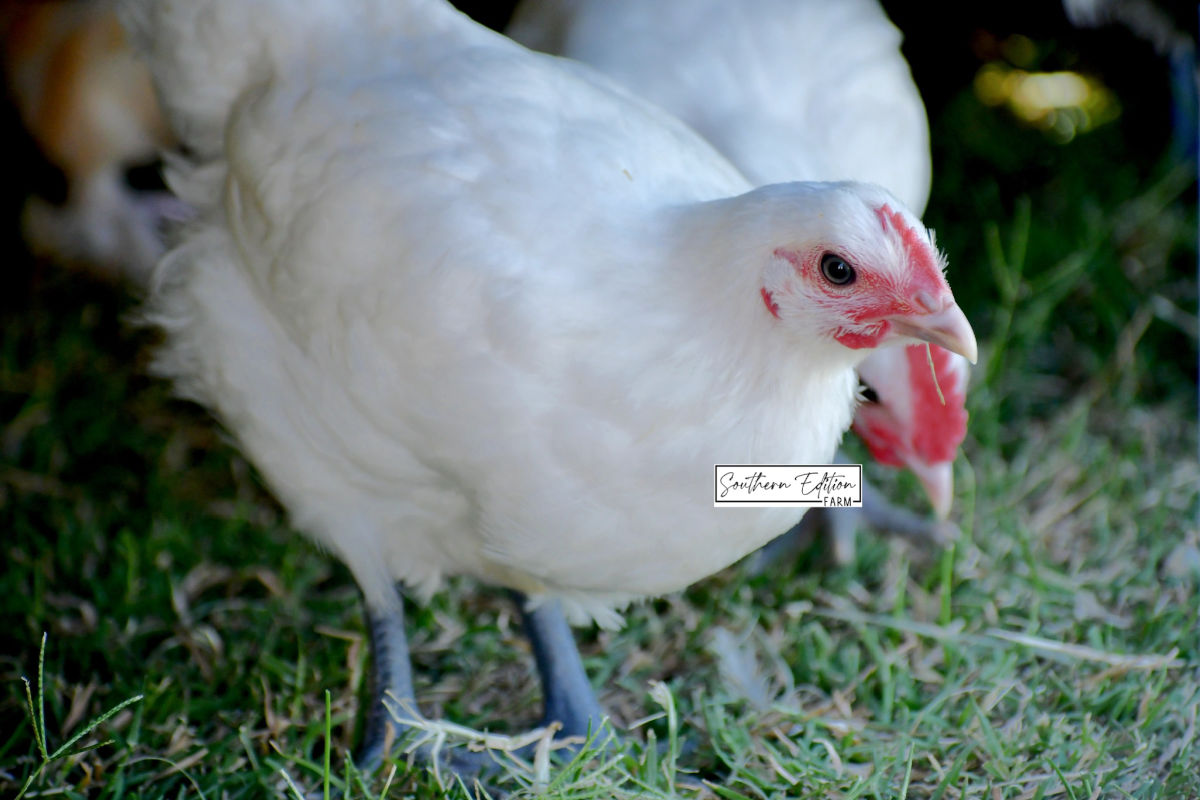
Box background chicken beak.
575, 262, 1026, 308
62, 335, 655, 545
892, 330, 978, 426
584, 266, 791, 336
906, 459, 955, 519
889, 303, 978, 364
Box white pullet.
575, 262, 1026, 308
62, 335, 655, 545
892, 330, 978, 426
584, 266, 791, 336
121, 0, 976, 629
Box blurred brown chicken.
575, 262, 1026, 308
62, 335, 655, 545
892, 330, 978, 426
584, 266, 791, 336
2, 0, 181, 283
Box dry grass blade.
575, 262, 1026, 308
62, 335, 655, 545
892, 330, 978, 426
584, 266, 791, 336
985, 629, 1186, 670
925, 342, 946, 405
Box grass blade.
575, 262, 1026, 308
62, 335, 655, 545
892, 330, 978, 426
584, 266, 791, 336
20, 675, 46, 762
49, 693, 144, 761
324, 689, 332, 800
898, 743, 915, 800
37, 633, 47, 761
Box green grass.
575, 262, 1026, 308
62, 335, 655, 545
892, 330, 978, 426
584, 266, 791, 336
2, 43, 1198, 800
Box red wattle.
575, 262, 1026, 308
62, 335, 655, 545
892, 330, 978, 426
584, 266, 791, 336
760, 287, 780, 318
834, 321, 889, 349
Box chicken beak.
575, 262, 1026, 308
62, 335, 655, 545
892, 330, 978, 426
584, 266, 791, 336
889, 302, 978, 364
906, 459, 955, 520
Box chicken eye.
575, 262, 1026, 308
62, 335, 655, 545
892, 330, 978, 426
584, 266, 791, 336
820, 253, 856, 286
859, 384, 879, 403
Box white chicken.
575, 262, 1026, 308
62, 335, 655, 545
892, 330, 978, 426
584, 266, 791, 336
120, 0, 976, 773
510, 0, 972, 553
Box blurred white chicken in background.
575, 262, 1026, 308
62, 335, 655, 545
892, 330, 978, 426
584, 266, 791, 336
1, 0, 182, 284
510, 0, 932, 205
510, 0, 972, 561
120, 0, 976, 775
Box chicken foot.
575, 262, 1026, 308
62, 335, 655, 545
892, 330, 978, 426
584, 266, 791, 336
355, 589, 607, 778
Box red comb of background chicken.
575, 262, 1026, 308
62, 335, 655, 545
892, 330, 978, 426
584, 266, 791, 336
854, 343, 969, 518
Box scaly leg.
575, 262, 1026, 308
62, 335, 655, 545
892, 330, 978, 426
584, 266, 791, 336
855, 478, 960, 551
512, 593, 608, 742
750, 455, 959, 571
356, 593, 416, 769
354, 589, 492, 776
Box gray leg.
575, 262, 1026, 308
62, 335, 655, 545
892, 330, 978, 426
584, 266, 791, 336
855, 478, 960, 550
355, 590, 491, 776
749, 457, 959, 572
356, 594, 417, 770
746, 511, 819, 573
512, 593, 607, 741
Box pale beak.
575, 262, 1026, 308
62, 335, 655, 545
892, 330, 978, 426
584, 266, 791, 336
889, 302, 978, 364
905, 459, 955, 520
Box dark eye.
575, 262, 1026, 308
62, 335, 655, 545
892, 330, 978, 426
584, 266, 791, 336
859, 384, 879, 404
820, 253, 856, 286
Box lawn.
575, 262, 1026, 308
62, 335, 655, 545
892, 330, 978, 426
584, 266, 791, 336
2, 4, 1197, 799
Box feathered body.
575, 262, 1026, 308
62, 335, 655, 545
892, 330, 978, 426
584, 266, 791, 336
509, 0, 932, 210
124, 0, 970, 627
